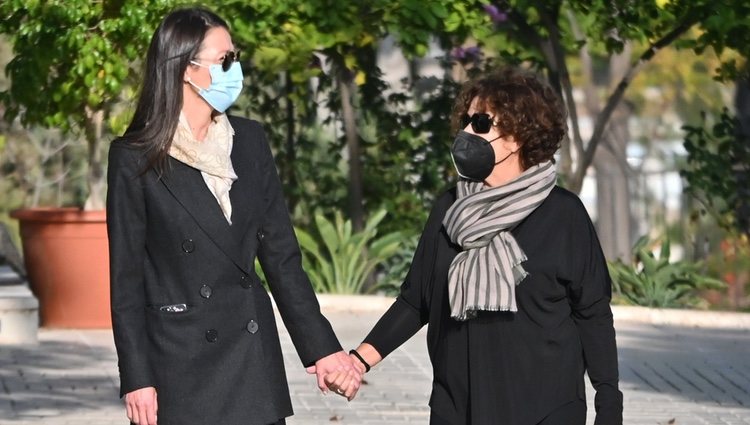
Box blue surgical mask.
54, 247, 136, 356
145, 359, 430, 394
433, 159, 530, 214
188, 60, 243, 113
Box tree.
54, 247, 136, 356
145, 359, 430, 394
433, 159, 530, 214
0, 0, 180, 209
476, 0, 750, 259
225, 0, 485, 231
682, 108, 750, 236
681, 78, 750, 310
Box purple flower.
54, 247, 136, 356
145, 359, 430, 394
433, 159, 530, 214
464, 46, 482, 58
483, 4, 508, 23
451, 46, 483, 65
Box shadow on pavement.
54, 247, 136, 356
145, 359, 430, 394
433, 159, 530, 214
0, 337, 122, 420
616, 323, 750, 408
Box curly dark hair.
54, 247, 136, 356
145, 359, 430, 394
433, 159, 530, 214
451, 67, 567, 169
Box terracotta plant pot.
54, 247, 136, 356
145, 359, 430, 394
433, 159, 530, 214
10, 208, 111, 328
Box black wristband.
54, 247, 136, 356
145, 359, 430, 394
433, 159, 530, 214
349, 349, 371, 372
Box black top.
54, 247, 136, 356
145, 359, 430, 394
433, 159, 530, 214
365, 186, 623, 425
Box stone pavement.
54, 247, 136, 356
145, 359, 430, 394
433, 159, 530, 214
1, 301, 749, 425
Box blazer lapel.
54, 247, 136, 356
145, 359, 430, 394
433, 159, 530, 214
159, 158, 249, 272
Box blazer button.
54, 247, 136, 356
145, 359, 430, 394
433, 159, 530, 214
246, 320, 259, 334
199, 285, 212, 299
257, 230, 264, 241
205, 329, 218, 342
182, 239, 195, 253
240, 274, 251, 289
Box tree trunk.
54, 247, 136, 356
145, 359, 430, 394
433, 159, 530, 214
30, 134, 49, 207
284, 71, 297, 212
83, 107, 105, 211
734, 78, 750, 235
338, 73, 364, 232
592, 49, 634, 261
593, 106, 633, 261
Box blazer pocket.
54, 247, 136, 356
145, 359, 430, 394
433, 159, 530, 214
146, 303, 199, 320
158, 303, 189, 313
145, 304, 203, 358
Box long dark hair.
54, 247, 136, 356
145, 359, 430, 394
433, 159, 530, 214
120, 7, 229, 172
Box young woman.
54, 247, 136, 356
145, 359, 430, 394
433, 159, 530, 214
107, 8, 360, 425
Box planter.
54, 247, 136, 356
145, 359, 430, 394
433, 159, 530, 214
10, 208, 110, 328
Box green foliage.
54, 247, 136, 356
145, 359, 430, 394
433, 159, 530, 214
2, 0, 748, 274
678, 2, 750, 80
226, 0, 484, 77
356, 70, 461, 234
608, 235, 725, 308
372, 232, 419, 295
294, 209, 404, 294
472, 0, 750, 193
0, 0, 182, 208
223, 0, 478, 233
0, 0, 175, 127
681, 108, 750, 233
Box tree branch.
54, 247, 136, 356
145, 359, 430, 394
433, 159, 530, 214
506, 7, 549, 63
507, 4, 576, 179
538, 4, 586, 181
576, 18, 699, 187
565, 8, 593, 157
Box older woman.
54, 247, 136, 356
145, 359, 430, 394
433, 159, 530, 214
328, 67, 623, 424
106, 7, 360, 425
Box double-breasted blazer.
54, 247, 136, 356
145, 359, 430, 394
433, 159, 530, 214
106, 116, 342, 425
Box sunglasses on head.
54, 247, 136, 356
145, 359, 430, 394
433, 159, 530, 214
192, 50, 241, 72
461, 113, 497, 134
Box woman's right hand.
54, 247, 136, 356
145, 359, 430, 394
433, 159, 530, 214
125, 386, 158, 425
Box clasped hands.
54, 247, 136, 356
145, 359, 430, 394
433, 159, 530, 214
306, 350, 367, 401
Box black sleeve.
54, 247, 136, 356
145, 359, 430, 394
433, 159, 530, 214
567, 201, 624, 425
106, 143, 154, 397
364, 191, 452, 358
252, 122, 342, 366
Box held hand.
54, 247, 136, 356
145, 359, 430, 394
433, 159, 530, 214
324, 370, 354, 400
305, 350, 363, 397
324, 354, 367, 401
124, 386, 158, 425
331, 345, 381, 400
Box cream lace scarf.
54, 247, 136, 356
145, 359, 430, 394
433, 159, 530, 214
169, 113, 238, 224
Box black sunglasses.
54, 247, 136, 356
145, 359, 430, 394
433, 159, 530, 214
218, 50, 241, 72
461, 113, 496, 134
192, 50, 241, 72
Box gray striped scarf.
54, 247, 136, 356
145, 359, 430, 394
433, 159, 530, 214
443, 161, 557, 321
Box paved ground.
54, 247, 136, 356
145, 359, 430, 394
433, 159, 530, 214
1, 308, 749, 425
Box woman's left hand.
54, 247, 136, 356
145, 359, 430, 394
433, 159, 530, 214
305, 351, 363, 400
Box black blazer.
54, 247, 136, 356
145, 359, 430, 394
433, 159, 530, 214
106, 116, 341, 425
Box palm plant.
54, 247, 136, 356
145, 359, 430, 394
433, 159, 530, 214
295, 209, 404, 294
608, 235, 725, 308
